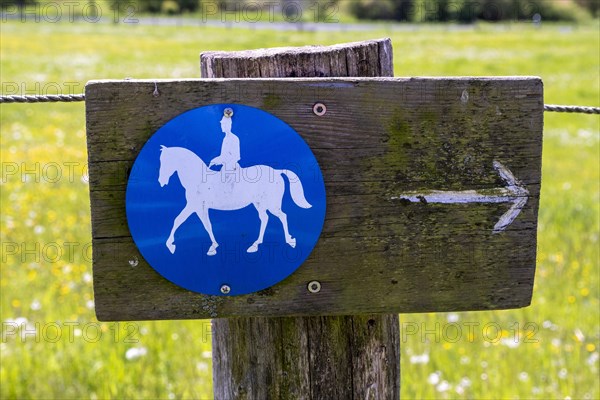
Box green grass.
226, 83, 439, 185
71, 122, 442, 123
1, 20, 599, 399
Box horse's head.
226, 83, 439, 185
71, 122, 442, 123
158, 145, 175, 187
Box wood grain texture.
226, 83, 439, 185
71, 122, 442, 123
200, 38, 394, 79
206, 39, 399, 400
85, 76, 543, 320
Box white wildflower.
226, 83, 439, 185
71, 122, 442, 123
409, 353, 430, 364
427, 372, 441, 385
125, 346, 148, 361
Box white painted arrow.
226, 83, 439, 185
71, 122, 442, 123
392, 161, 529, 233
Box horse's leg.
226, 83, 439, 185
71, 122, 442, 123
267, 175, 296, 248
247, 207, 268, 253
166, 205, 193, 254
271, 208, 296, 248
197, 209, 219, 256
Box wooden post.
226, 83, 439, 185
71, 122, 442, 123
201, 39, 400, 400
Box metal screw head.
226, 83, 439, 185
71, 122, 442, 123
220, 284, 231, 294
313, 103, 327, 116
223, 108, 234, 118
307, 280, 321, 293
128, 257, 139, 267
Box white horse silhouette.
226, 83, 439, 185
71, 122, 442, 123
158, 146, 312, 256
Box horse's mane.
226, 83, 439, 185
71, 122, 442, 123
161, 146, 207, 168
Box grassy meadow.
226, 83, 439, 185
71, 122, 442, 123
1, 20, 598, 399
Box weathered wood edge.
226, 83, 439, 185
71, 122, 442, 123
200, 38, 391, 57
201, 38, 394, 79
86, 76, 543, 85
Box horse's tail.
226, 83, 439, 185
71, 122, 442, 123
280, 170, 312, 209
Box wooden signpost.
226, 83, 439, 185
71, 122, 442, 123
86, 77, 543, 318
85, 39, 543, 399
202, 40, 400, 400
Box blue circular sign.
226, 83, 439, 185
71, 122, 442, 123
126, 104, 326, 296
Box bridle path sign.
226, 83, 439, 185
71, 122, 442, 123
85, 76, 543, 321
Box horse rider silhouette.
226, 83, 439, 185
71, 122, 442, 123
209, 108, 240, 182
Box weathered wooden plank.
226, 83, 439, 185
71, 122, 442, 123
85, 76, 543, 320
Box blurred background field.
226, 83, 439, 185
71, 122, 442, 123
1, 12, 599, 400
1, 0, 598, 22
